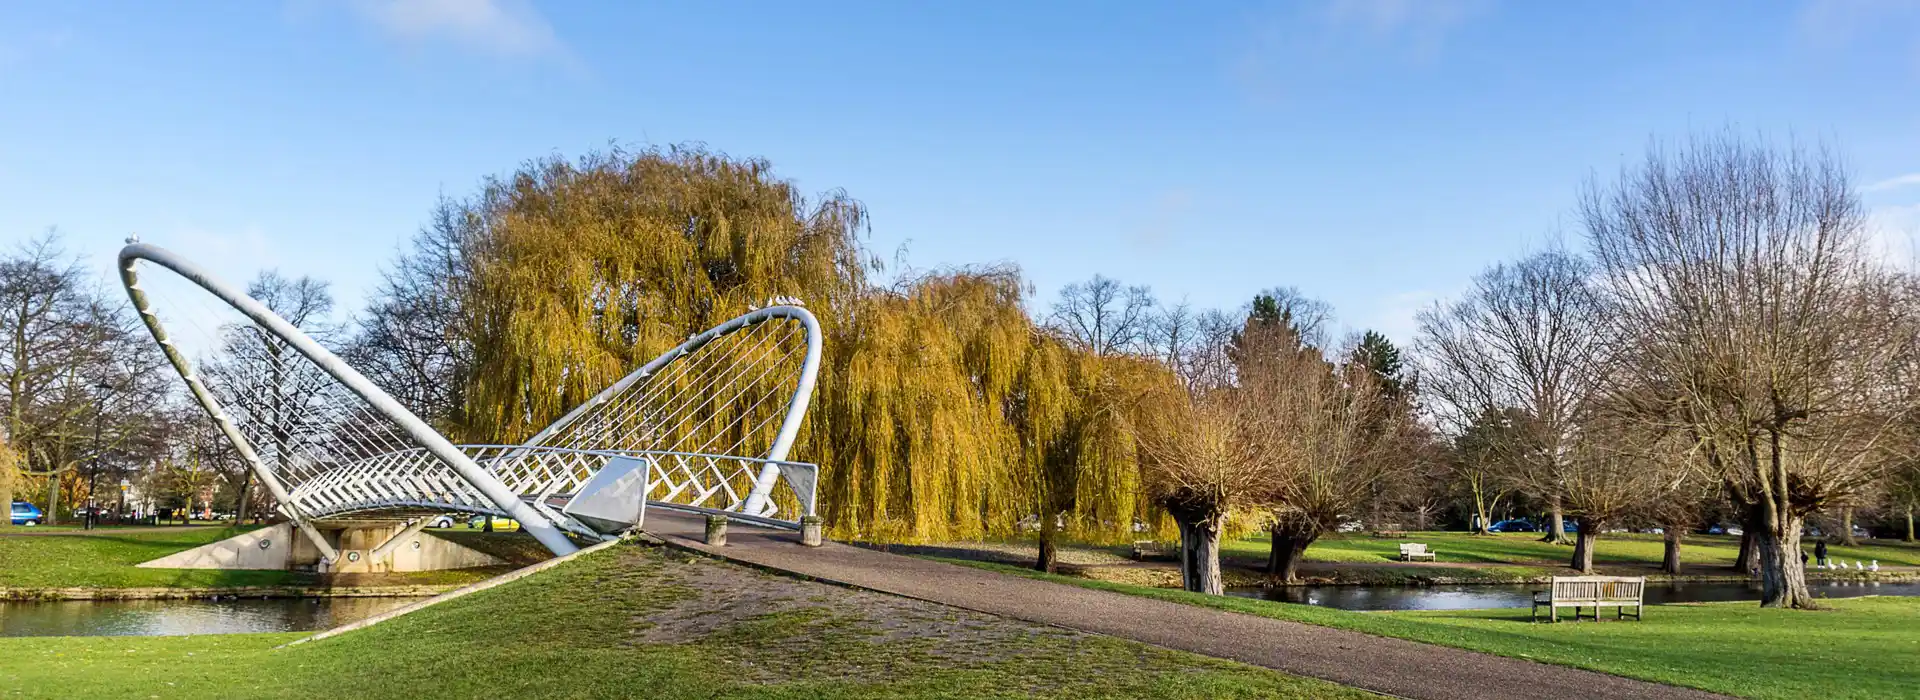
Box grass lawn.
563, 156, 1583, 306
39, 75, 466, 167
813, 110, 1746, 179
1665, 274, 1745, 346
945, 559, 1920, 700
0, 528, 533, 591
0, 544, 1376, 700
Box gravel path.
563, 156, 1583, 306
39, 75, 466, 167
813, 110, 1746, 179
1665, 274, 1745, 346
644, 510, 1730, 700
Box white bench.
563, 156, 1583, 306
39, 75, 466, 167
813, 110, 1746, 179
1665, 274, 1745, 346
1131, 540, 1170, 560
1398, 543, 1436, 561
1532, 575, 1645, 622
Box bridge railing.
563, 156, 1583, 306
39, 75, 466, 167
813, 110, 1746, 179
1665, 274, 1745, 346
290, 444, 818, 533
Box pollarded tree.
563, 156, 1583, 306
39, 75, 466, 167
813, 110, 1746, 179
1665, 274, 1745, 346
1232, 314, 1414, 581
1133, 380, 1275, 595
1581, 131, 1907, 608
1416, 250, 1612, 545
1556, 405, 1693, 574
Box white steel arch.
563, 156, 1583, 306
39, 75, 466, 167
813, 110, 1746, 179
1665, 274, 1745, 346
119, 243, 825, 559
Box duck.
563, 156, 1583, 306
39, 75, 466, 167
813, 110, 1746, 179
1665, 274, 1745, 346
1869, 560, 1880, 572
1854, 560, 1865, 571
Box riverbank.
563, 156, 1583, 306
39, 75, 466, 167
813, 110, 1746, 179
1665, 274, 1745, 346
947, 558, 1920, 700
884, 530, 1920, 586
0, 583, 464, 601
0, 526, 543, 598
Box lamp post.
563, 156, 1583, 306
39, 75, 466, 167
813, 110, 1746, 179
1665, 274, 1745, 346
84, 408, 101, 530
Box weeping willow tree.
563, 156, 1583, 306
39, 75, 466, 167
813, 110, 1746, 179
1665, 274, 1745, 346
812, 268, 1168, 547
449, 147, 868, 442
363, 145, 1169, 544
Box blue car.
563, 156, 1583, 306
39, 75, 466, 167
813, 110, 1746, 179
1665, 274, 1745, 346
1488, 519, 1537, 533
10, 501, 43, 526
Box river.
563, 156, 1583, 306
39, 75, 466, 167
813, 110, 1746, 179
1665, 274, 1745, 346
0, 596, 429, 637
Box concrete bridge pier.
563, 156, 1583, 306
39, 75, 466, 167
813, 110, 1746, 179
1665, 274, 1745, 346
138, 520, 505, 573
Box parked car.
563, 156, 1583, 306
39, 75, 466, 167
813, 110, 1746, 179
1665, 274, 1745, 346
465, 515, 519, 531
428, 514, 458, 528
1488, 519, 1537, 533
10, 501, 43, 526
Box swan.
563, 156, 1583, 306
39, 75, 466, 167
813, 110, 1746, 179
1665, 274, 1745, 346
1854, 560, 1865, 571
1869, 560, 1880, 572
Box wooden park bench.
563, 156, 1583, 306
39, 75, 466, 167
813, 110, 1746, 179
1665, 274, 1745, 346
1398, 543, 1437, 561
1532, 575, 1645, 622
1131, 540, 1170, 561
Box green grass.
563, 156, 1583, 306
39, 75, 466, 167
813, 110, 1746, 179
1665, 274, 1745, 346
0, 528, 532, 591
1224, 530, 1920, 570
0, 528, 304, 589
941, 558, 1920, 700
0, 544, 1377, 700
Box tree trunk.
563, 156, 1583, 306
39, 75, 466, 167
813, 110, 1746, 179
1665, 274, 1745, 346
1735, 529, 1757, 575
1176, 513, 1224, 595
1662, 529, 1682, 575
1569, 520, 1598, 574
1840, 506, 1859, 546
1905, 504, 1914, 543
235, 474, 254, 526
45, 475, 59, 526
1540, 496, 1567, 544
1754, 516, 1815, 608
1268, 528, 1313, 582
1470, 484, 1493, 535
483, 515, 494, 533
1035, 517, 1058, 574
0, 467, 13, 532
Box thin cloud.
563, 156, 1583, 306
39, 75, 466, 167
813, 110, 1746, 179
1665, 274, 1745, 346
341, 0, 562, 57
1865, 173, 1920, 192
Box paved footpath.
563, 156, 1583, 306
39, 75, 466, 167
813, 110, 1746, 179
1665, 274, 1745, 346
644, 510, 1729, 700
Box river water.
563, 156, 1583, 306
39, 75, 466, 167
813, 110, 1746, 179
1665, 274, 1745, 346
0, 596, 430, 637
1227, 579, 1920, 611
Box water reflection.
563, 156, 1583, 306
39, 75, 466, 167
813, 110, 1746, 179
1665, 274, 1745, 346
0, 596, 428, 637
1227, 580, 1920, 611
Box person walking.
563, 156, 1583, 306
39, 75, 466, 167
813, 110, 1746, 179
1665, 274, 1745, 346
1814, 538, 1830, 568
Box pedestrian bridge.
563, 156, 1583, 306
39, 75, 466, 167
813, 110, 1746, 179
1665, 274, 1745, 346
118, 242, 822, 568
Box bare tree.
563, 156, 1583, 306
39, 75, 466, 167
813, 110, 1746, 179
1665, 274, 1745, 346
1581, 131, 1905, 608
1415, 250, 1611, 545
1145, 299, 1200, 383
1133, 381, 1275, 595
1050, 275, 1155, 357
1449, 407, 1524, 534
0, 233, 168, 526
1247, 332, 1414, 581
199, 271, 335, 525
345, 202, 478, 432
1556, 405, 1692, 574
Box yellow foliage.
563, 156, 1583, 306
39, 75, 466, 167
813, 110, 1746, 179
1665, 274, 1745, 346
433, 147, 1179, 543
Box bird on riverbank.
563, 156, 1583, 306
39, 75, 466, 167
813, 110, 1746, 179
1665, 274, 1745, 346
1869, 560, 1880, 572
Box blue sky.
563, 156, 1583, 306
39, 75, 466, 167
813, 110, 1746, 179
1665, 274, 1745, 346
4, 0, 1920, 343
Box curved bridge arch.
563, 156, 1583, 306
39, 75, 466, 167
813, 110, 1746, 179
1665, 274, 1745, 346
119, 243, 824, 559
